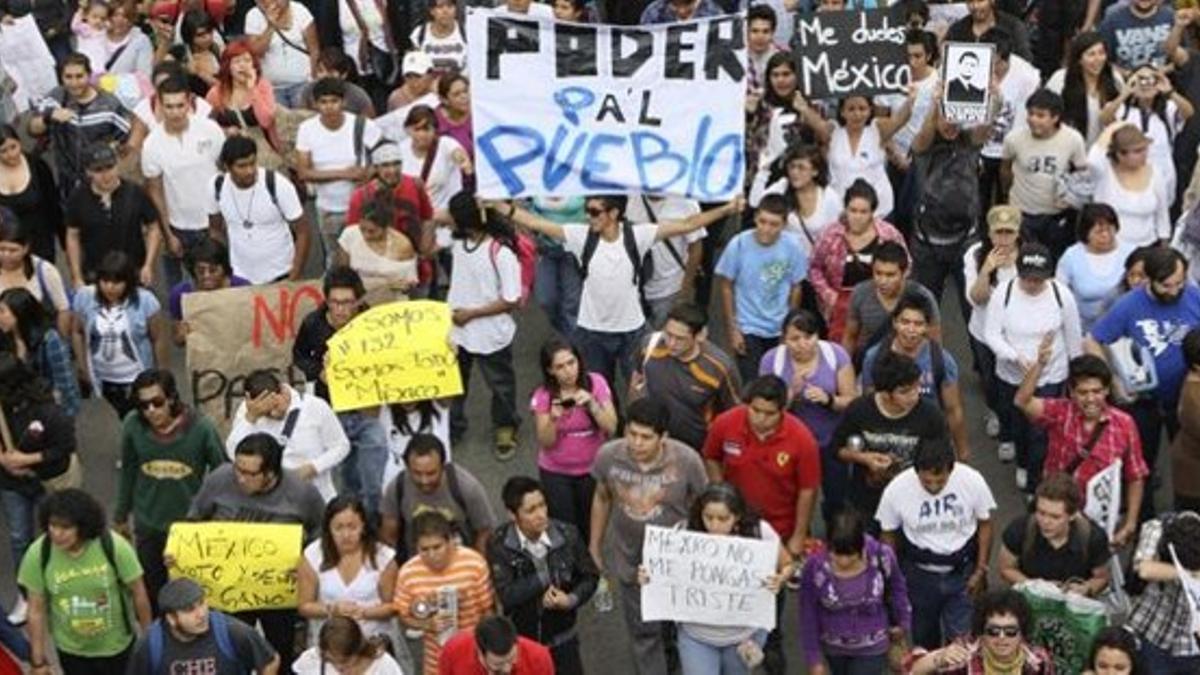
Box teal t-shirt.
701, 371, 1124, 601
17, 532, 143, 657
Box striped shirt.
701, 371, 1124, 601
34, 87, 131, 201
640, 335, 741, 451
394, 546, 494, 675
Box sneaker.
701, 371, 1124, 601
997, 442, 1016, 463
985, 411, 1000, 438
494, 426, 517, 462
1015, 467, 1028, 491
7, 596, 26, 625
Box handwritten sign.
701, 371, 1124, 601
1084, 460, 1122, 536
326, 301, 462, 411
640, 525, 777, 629
166, 522, 303, 613
467, 10, 746, 200
183, 281, 323, 435
792, 9, 909, 98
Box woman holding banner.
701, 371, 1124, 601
638, 482, 788, 675
808, 179, 908, 342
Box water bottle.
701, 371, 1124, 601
594, 577, 614, 613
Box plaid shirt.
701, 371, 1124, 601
1128, 518, 1200, 656
1034, 399, 1148, 501
34, 329, 81, 418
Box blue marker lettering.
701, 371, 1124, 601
476, 125, 545, 195
631, 132, 687, 193
553, 86, 595, 127
543, 125, 588, 192
580, 133, 626, 192
696, 132, 743, 199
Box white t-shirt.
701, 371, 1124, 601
984, 278, 1085, 386
140, 117, 225, 231
624, 196, 703, 300
409, 21, 468, 73
337, 0, 389, 71
296, 113, 382, 213
206, 168, 305, 284
300, 541, 397, 640
447, 236, 522, 355
876, 464, 996, 559
882, 71, 940, 157
399, 135, 466, 209
244, 4, 314, 86
375, 92, 441, 144
293, 649, 404, 675
226, 386, 351, 502
983, 56, 1042, 159
133, 98, 213, 131
563, 223, 658, 332
1088, 147, 1171, 247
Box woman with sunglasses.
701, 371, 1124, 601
904, 590, 1053, 674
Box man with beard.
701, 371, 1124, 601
1016, 352, 1148, 548
127, 578, 279, 674
1087, 246, 1200, 518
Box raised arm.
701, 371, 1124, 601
501, 201, 566, 241
654, 197, 743, 241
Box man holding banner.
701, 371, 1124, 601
1016, 350, 1148, 549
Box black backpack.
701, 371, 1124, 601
912, 139, 981, 244
579, 220, 653, 316
214, 170, 283, 220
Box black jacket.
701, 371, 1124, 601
486, 520, 599, 648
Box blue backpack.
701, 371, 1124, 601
147, 610, 238, 673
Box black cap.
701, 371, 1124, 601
1017, 243, 1054, 280
158, 578, 205, 613
85, 144, 119, 171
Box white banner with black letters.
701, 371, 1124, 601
467, 10, 747, 200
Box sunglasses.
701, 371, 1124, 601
585, 207, 606, 217
984, 624, 1021, 638
137, 396, 168, 411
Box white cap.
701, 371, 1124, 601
371, 142, 403, 165
402, 50, 434, 76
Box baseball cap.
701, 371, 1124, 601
1017, 243, 1054, 280
371, 142, 403, 165
85, 144, 119, 171
158, 578, 205, 613
402, 51, 434, 77
987, 205, 1020, 233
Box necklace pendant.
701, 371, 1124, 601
242, 219, 253, 230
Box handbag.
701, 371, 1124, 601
1055, 169, 1096, 211
41, 453, 82, 492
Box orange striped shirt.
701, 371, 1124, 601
395, 546, 494, 675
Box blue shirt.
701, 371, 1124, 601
640, 0, 728, 24
1090, 284, 1200, 405
715, 230, 808, 338
1099, 5, 1174, 71
1056, 242, 1133, 333
861, 340, 960, 405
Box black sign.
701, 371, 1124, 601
791, 9, 910, 99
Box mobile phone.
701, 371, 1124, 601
559, 398, 577, 408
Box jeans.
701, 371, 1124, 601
539, 469, 595, 545
1123, 398, 1179, 520
551, 637, 584, 675
996, 379, 1062, 491
676, 627, 767, 675
617, 578, 669, 675
336, 410, 390, 516
1020, 212, 1074, 263
735, 333, 777, 385
819, 441, 851, 528
317, 211, 348, 270
902, 563, 973, 650
968, 336, 1002, 419
449, 345, 518, 439
1138, 639, 1200, 674
574, 326, 644, 397
534, 247, 582, 338
826, 653, 889, 675
58, 644, 132, 675
162, 227, 212, 291
134, 529, 169, 616
233, 608, 299, 670
0, 613, 29, 661
0, 489, 36, 569
909, 237, 971, 328
272, 81, 306, 109
101, 381, 136, 421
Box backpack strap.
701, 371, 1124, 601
771, 346, 788, 378
214, 174, 225, 204
620, 220, 643, 287
1003, 279, 1015, 308
1051, 280, 1063, 309
264, 169, 283, 219
420, 136, 440, 184
99, 532, 134, 635
818, 341, 836, 370
353, 115, 366, 166
930, 341, 946, 396
446, 463, 469, 526
642, 195, 685, 268
209, 611, 237, 664
281, 404, 301, 441
579, 229, 601, 282
1019, 513, 1039, 571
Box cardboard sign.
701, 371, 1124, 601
941, 42, 994, 125
1083, 460, 1122, 536
183, 281, 323, 435
326, 301, 462, 411
166, 522, 303, 612
792, 8, 910, 98
640, 525, 777, 629
468, 10, 746, 200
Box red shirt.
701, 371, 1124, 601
702, 406, 821, 539
345, 177, 434, 241
1035, 398, 1149, 502
437, 631, 555, 675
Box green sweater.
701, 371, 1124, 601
115, 410, 227, 534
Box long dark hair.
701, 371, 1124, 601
1062, 32, 1119, 137
318, 496, 380, 572
389, 400, 444, 436
0, 350, 55, 409
94, 251, 140, 307
448, 190, 518, 252
762, 52, 797, 109
0, 209, 35, 279
686, 482, 762, 538
0, 288, 49, 350
538, 338, 592, 400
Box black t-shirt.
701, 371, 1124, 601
127, 612, 276, 675
832, 395, 948, 517
65, 181, 156, 279
1001, 514, 1111, 583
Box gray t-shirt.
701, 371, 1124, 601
127, 612, 276, 674
187, 465, 326, 543
381, 463, 498, 554
590, 438, 708, 583
848, 280, 941, 352
1001, 126, 1087, 215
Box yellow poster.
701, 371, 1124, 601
326, 300, 463, 411
165, 522, 303, 613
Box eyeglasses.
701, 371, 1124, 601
137, 396, 168, 411
585, 207, 605, 217
984, 624, 1021, 638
